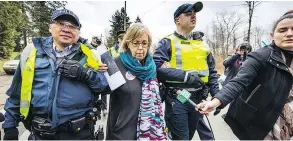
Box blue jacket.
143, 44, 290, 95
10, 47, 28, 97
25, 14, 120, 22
153, 32, 219, 96
3, 37, 108, 129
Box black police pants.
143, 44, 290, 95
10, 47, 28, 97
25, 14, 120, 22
165, 98, 202, 140
197, 117, 214, 140
28, 128, 94, 140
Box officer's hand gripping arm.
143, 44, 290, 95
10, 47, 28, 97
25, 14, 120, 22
154, 39, 188, 82
59, 59, 108, 93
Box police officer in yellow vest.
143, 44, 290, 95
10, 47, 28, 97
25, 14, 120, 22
2, 9, 108, 140
153, 2, 219, 140
90, 36, 109, 118
109, 30, 125, 58
91, 36, 102, 48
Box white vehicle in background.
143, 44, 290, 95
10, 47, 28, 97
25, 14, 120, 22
3, 54, 20, 75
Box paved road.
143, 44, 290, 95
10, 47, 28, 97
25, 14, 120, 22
0, 73, 12, 109
0, 74, 238, 140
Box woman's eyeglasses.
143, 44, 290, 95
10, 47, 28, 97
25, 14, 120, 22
131, 41, 148, 48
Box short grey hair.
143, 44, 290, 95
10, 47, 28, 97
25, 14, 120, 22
119, 23, 153, 53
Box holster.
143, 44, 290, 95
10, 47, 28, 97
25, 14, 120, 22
31, 117, 57, 139
69, 117, 86, 134
31, 113, 94, 139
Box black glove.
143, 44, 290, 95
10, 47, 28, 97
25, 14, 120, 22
214, 108, 222, 116
3, 128, 19, 140
186, 72, 204, 88
59, 59, 91, 81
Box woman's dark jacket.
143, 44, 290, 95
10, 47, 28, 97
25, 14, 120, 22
214, 45, 293, 140
106, 58, 142, 140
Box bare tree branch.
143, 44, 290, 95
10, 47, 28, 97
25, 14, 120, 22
255, 2, 262, 7
207, 10, 244, 57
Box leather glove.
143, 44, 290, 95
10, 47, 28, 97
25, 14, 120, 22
3, 128, 19, 140
59, 59, 91, 81
186, 72, 204, 88
214, 108, 222, 116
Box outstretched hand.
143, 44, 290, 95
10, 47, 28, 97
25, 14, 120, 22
197, 98, 222, 115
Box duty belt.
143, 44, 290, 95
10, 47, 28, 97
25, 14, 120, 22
31, 113, 96, 139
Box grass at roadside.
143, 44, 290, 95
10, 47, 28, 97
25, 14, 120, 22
0, 52, 20, 73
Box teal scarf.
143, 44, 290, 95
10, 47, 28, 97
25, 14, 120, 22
120, 52, 166, 139
120, 52, 156, 81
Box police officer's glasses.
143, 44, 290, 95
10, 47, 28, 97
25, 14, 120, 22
131, 41, 148, 48
53, 20, 80, 30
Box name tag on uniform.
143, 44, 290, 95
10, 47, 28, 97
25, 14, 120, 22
181, 41, 190, 45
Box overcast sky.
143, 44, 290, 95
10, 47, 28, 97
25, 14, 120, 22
65, 1, 293, 44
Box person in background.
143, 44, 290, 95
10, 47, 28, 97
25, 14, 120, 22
91, 36, 102, 48
220, 41, 252, 119
109, 30, 125, 58
91, 36, 108, 117
222, 42, 252, 86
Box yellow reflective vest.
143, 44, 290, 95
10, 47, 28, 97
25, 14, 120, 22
165, 34, 211, 83
20, 44, 100, 120
109, 47, 120, 58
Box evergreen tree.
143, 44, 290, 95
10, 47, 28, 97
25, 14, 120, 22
0, 1, 26, 59
13, 1, 67, 52
27, 1, 67, 37
108, 7, 131, 48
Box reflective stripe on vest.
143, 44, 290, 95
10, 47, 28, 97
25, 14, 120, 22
20, 48, 37, 119
20, 44, 99, 119
166, 34, 210, 83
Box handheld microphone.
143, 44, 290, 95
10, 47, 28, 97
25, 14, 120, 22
176, 89, 200, 110
176, 89, 215, 140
